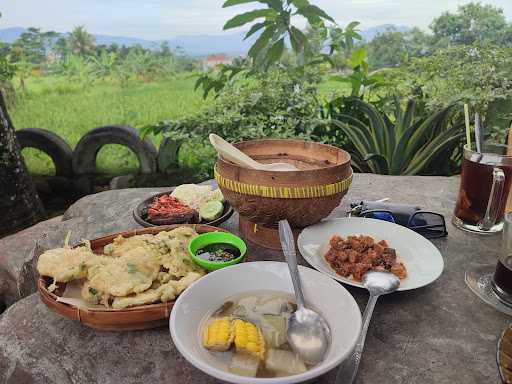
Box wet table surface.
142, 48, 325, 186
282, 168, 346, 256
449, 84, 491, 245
0, 174, 508, 384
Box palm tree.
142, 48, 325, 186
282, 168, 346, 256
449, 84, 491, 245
67, 26, 96, 56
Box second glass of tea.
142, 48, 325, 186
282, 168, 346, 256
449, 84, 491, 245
493, 213, 512, 304
465, 213, 512, 315
453, 143, 512, 234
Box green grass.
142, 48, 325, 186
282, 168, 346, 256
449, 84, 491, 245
317, 79, 347, 101
11, 75, 205, 175
10, 75, 349, 176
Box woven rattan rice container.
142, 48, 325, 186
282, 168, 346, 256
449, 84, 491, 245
215, 139, 352, 249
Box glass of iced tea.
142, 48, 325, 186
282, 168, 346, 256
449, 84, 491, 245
493, 213, 512, 304
453, 143, 512, 234
465, 212, 512, 315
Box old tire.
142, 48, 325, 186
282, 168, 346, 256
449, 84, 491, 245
73, 125, 158, 175
16, 128, 74, 177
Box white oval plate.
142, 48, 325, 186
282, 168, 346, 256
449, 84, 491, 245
170, 261, 362, 384
297, 218, 444, 291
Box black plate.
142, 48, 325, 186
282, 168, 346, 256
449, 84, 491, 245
133, 190, 234, 228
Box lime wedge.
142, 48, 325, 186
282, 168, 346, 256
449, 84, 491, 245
199, 200, 224, 221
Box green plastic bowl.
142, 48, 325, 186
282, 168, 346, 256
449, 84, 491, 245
189, 232, 247, 271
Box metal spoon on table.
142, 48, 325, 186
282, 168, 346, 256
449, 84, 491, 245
278, 220, 331, 365
336, 271, 400, 384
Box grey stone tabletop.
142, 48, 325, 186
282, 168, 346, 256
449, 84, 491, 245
0, 174, 507, 384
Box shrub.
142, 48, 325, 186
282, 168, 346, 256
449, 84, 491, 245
141, 68, 329, 177
330, 97, 465, 175
390, 45, 512, 138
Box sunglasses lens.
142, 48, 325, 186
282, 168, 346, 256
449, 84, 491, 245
363, 211, 396, 223
409, 212, 447, 238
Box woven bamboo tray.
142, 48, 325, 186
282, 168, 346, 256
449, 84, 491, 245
498, 324, 512, 384
38, 224, 226, 331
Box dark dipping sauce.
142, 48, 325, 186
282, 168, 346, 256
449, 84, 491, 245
196, 243, 241, 262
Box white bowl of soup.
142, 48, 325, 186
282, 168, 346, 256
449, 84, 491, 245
170, 261, 362, 383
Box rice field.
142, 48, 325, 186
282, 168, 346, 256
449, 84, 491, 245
9, 75, 346, 176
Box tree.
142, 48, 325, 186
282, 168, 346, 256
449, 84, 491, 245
0, 65, 44, 237
107, 43, 120, 54
67, 26, 96, 56
0, 13, 44, 236
0, 42, 10, 57
366, 29, 408, 69
430, 2, 510, 46
16, 59, 33, 92
10, 27, 58, 64
365, 27, 433, 70
504, 25, 512, 47
159, 41, 172, 58
396, 44, 512, 137
52, 36, 68, 59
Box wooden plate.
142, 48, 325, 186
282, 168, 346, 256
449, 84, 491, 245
133, 190, 234, 228
38, 224, 227, 331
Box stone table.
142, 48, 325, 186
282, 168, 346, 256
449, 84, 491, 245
0, 174, 508, 384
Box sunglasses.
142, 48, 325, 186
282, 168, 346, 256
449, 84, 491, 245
360, 209, 448, 239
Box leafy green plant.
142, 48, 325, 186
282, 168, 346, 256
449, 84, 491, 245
0, 56, 15, 82
15, 59, 34, 92
328, 22, 362, 55
194, 63, 247, 99
195, 0, 336, 98
119, 49, 175, 83
89, 51, 119, 79
223, 0, 334, 67
57, 54, 95, 89
331, 48, 387, 99
331, 98, 465, 175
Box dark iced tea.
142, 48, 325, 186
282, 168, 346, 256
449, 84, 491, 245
493, 257, 512, 298
454, 157, 512, 226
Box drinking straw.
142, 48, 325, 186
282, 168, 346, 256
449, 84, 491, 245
507, 121, 512, 157
464, 104, 472, 151
474, 113, 483, 153
506, 122, 512, 213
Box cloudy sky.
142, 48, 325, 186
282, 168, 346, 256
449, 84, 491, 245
1, 0, 511, 39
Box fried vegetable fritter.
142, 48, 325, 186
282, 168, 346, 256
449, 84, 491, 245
160, 271, 202, 302
111, 287, 162, 309
103, 234, 154, 257
151, 227, 204, 277
37, 246, 98, 282
38, 227, 207, 310
81, 281, 110, 306
111, 271, 202, 309
88, 247, 161, 297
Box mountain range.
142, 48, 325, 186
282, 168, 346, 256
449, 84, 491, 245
0, 24, 410, 57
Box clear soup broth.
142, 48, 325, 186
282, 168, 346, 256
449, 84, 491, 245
200, 290, 322, 378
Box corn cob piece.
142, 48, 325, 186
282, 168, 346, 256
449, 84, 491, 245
233, 319, 265, 360
202, 317, 234, 351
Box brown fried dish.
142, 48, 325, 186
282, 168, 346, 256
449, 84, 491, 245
325, 235, 407, 281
